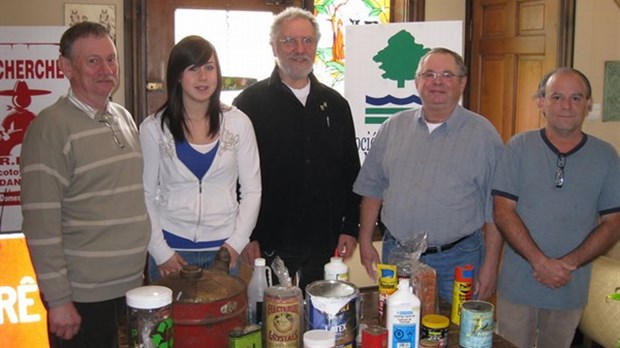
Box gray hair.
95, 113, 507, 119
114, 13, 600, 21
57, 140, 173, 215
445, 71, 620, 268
416, 47, 467, 76
535, 67, 592, 99
270, 7, 321, 44
60, 22, 113, 59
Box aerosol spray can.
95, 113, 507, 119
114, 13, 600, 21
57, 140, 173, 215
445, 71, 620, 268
450, 264, 474, 325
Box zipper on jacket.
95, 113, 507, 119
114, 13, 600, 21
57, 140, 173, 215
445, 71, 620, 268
195, 180, 202, 242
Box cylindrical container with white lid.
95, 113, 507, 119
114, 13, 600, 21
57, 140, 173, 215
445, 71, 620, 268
304, 329, 336, 348
324, 256, 349, 281
126, 285, 173, 348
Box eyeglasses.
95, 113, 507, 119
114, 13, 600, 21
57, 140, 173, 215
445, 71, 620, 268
98, 112, 125, 149
554, 153, 566, 188
277, 36, 317, 49
417, 71, 464, 81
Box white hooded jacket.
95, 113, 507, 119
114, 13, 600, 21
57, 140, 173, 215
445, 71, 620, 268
140, 105, 261, 265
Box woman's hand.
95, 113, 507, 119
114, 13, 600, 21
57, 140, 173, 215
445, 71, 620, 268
158, 252, 188, 277
222, 243, 240, 270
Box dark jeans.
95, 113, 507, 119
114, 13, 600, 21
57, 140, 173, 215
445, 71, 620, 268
262, 245, 335, 295
49, 297, 125, 348
382, 230, 483, 303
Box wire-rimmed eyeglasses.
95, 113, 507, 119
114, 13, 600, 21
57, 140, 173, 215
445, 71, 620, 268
417, 71, 464, 81
277, 36, 317, 49
554, 153, 566, 188
98, 112, 125, 149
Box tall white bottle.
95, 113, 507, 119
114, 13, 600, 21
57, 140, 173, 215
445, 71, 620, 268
324, 256, 349, 281
386, 278, 421, 348
247, 257, 271, 325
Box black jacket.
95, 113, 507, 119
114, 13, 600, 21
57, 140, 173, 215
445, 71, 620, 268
233, 68, 360, 250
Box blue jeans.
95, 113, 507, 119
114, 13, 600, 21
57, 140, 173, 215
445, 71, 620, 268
382, 230, 483, 304
147, 250, 239, 283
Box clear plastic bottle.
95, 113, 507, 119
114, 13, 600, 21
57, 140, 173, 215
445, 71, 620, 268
386, 278, 421, 348
324, 256, 349, 281
247, 257, 271, 326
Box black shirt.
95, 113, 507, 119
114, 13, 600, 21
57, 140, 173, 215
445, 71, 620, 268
233, 68, 360, 251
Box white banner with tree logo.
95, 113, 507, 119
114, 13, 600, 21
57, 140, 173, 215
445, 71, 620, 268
345, 21, 463, 161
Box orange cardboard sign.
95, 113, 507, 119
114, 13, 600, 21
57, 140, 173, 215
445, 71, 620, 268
0, 233, 49, 347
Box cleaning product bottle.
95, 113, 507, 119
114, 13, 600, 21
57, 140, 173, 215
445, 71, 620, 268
324, 256, 349, 281
386, 277, 420, 348
247, 257, 271, 325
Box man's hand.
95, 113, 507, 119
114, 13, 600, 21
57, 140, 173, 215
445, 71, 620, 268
336, 234, 358, 260
158, 252, 187, 277
48, 302, 81, 340
474, 260, 497, 300
240, 240, 261, 266
532, 257, 575, 288
359, 241, 380, 280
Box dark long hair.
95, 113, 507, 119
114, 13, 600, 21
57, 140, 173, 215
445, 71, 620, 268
158, 35, 223, 141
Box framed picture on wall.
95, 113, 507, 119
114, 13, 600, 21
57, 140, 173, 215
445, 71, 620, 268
64, 3, 116, 41
602, 60, 620, 122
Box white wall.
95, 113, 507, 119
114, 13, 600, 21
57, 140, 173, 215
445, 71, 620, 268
575, 0, 620, 152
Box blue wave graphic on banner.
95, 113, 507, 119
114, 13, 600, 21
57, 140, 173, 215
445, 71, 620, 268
366, 94, 422, 105
364, 94, 422, 124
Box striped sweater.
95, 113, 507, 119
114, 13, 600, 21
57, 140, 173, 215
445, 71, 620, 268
20, 96, 150, 307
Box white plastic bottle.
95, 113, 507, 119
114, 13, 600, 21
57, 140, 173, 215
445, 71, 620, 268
247, 257, 271, 325
324, 256, 349, 281
386, 278, 420, 348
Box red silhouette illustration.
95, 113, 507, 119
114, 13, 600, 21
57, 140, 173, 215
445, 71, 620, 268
0, 81, 50, 156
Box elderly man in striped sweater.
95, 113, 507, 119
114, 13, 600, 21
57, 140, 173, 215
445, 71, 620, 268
20, 22, 150, 348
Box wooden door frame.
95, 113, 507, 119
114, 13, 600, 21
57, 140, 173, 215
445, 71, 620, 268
123, 0, 424, 120
124, 0, 145, 122
462, 0, 575, 109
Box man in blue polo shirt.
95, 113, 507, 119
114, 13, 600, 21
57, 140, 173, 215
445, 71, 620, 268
492, 67, 620, 347
354, 48, 504, 303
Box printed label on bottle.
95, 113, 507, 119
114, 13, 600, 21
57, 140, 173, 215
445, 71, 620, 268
265, 296, 300, 347
391, 323, 416, 348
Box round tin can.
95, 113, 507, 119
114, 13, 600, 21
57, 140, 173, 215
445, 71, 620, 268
264, 286, 303, 348
421, 314, 449, 348
361, 324, 387, 348
306, 280, 359, 348
459, 300, 494, 348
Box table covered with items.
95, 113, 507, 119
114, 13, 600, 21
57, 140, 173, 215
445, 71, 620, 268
121, 247, 517, 348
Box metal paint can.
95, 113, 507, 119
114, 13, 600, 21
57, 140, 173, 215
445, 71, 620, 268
361, 324, 388, 348
459, 300, 494, 348
306, 280, 359, 348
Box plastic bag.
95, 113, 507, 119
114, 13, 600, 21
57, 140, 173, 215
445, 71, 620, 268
386, 231, 428, 277
270, 255, 293, 287
386, 231, 437, 316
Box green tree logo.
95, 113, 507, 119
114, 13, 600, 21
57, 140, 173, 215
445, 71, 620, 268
373, 30, 430, 88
